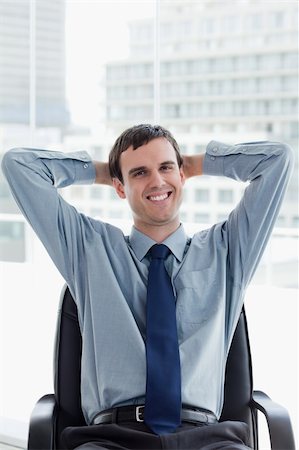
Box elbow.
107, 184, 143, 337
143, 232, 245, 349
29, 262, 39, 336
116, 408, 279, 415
280, 143, 294, 174
1, 148, 24, 179
272, 142, 295, 177
1, 149, 14, 176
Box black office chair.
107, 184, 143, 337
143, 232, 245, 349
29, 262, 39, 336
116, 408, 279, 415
27, 285, 296, 450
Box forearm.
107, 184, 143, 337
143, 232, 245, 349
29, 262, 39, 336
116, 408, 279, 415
203, 140, 293, 182
202, 140, 294, 288
182, 154, 205, 179
93, 161, 112, 186
2, 147, 95, 191
1, 147, 96, 284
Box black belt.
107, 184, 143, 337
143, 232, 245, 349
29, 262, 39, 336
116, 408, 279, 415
92, 405, 217, 426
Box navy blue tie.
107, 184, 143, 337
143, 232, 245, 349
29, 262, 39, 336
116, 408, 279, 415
144, 244, 181, 435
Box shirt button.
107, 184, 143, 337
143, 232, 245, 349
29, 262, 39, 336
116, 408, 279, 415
210, 156, 216, 161
83, 163, 89, 169
212, 147, 218, 153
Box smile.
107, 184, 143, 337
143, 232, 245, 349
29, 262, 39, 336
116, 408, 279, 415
147, 191, 172, 202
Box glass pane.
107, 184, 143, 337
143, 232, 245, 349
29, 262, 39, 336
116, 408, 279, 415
159, 1, 298, 441
0, 0, 30, 129
0, 220, 25, 262
60, 1, 155, 221
1, 2, 155, 444
35, 1, 69, 128
0, 0, 30, 268
159, 0, 298, 247
218, 189, 233, 203
195, 189, 210, 202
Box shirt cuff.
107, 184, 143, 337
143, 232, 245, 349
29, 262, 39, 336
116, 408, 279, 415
73, 154, 96, 185
203, 140, 229, 176
29, 149, 96, 185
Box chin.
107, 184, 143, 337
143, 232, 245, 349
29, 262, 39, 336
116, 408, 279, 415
151, 214, 179, 226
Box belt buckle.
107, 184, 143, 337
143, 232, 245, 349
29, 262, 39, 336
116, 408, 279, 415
135, 405, 144, 422
197, 411, 208, 424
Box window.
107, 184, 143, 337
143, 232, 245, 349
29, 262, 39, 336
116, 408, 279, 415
218, 189, 233, 203
194, 213, 210, 223
195, 189, 210, 202
1, 1, 298, 447
292, 216, 299, 227
217, 213, 229, 222
90, 189, 103, 199
0, 220, 26, 262
70, 186, 85, 199
91, 208, 103, 217
269, 11, 285, 28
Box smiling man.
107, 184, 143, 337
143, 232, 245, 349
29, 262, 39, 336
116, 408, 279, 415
1, 124, 293, 450
111, 135, 186, 241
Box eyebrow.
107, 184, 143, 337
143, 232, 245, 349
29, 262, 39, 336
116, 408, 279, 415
128, 166, 147, 177
160, 160, 176, 167
128, 161, 176, 177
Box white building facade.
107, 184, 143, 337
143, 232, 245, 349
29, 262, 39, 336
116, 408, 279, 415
102, 1, 298, 227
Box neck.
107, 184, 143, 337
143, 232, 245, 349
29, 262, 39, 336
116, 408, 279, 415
134, 220, 180, 243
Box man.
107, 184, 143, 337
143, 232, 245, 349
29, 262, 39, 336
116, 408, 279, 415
2, 124, 293, 449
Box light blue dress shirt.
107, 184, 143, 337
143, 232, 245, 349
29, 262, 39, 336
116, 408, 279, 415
2, 140, 293, 425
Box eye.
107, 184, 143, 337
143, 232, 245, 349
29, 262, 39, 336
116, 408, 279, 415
133, 169, 146, 177
160, 164, 173, 172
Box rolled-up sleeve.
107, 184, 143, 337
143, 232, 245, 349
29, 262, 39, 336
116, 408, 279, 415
203, 140, 294, 288
1, 148, 96, 287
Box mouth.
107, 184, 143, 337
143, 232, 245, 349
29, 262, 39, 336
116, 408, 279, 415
146, 191, 172, 202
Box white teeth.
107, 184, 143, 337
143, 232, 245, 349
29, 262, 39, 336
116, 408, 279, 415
149, 193, 168, 201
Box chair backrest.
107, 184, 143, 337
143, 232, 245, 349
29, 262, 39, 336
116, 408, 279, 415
54, 285, 257, 448
54, 286, 85, 448
220, 309, 257, 448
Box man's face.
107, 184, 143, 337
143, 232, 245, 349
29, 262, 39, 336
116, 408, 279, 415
113, 137, 185, 236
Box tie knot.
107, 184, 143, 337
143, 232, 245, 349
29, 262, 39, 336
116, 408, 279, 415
149, 244, 171, 260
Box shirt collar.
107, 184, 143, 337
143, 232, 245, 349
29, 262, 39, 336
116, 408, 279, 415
129, 224, 188, 262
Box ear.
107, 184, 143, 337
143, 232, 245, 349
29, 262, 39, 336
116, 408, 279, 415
179, 167, 186, 186
112, 178, 126, 199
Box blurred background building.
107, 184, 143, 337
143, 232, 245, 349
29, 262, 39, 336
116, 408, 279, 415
103, 0, 298, 227
0, 0, 69, 128
0, 0, 69, 260
0, 0, 298, 262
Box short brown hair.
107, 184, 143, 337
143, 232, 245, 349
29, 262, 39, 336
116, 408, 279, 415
108, 124, 183, 183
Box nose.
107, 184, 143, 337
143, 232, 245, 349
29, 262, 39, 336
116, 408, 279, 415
149, 169, 165, 188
